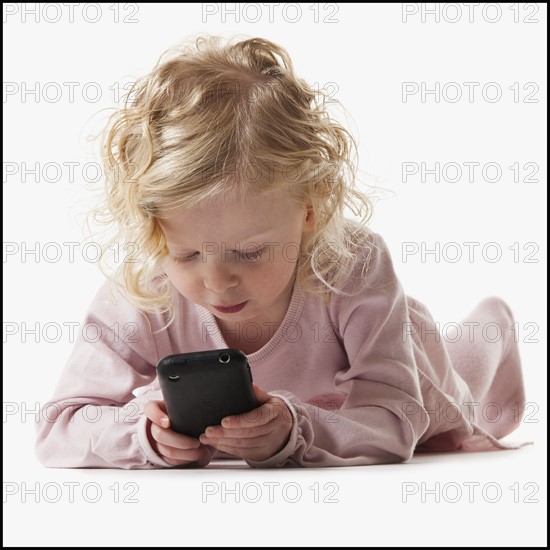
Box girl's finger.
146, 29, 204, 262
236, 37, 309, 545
222, 401, 283, 429
143, 400, 170, 428
202, 419, 276, 440
151, 423, 202, 450
156, 442, 207, 462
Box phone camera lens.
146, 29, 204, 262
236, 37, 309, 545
219, 353, 231, 363
168, 375, 180, 381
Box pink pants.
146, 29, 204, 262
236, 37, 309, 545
445, 297, 527, 439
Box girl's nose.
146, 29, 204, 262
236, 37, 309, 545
202, 261, 239, 293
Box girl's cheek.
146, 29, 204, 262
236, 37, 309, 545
274, 247, 299, 270
256, 259, 291, 282
164, 264, 192, 289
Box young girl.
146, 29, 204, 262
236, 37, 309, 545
35, 36, 527, 469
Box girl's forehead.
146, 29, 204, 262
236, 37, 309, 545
159, 189, 298, 220
157, 193, 304, 247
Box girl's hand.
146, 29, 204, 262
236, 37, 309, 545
198, 384, 294, 462
144, 400, 214, 467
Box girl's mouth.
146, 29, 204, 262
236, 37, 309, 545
213, 301, 248, 313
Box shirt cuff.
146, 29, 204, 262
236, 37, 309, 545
137, 413, 173, 468
245, 392, 299, 468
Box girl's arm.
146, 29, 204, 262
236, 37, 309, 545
35, 282, 173, 469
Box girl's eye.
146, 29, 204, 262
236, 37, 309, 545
240, 247, 265, 261
172, 252, 198, 263
172, 247, 265, 264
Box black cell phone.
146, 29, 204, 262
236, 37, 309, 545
157, 348, 258, 438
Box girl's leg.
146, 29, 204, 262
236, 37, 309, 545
444, 297, 526, 439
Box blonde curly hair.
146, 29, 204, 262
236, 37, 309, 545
91, 35, 374, 327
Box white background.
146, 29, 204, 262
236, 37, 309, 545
3, 3, 547, 547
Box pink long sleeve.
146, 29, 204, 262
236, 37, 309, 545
37, 223, 525, 469
35, 289, 172, 469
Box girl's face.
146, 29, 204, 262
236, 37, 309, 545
158, 190, 314, 330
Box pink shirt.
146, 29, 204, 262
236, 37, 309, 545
35, 228, 519, 469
